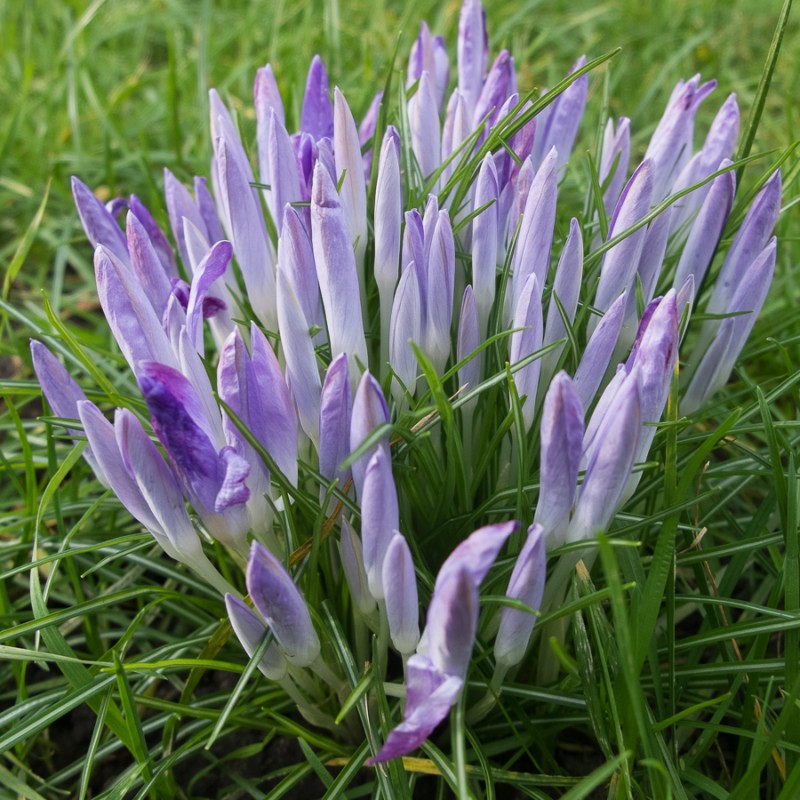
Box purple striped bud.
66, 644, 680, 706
684, 238, 776, 413
645, 75, 716, 200
361, 448, 399, 600
383, 532, 420, 654
31, 342, 106, 485
673, 163, 735, 292
541, 217, 583, 386
567, 376, 640, 543
599, 117, 631, 218
573, 292, 626, 410
509, 274, 543, 430
389, 263, 423, 402
473, 50, 514, 132
267, 110, 302, 234
319, 352, 352, 489
409, 71, 441, 181
310, 161, 368, 382
592, 160, 654, 324
511, 148, 557, 314
215, 136, 277, 331
533, 56, 588, 173
126, 212, 173, 319
457, 0, 489, 120
301, 55, 334, 139
457, 285, 481, 395
334, 87, 369, 274
495, 524, 546, 667
340, 517, 376, 616
246, 542, 320, 667
472, 154, 499, 338
423, 210, 455, 372
350, 372, 390, 499
94, 246, 179, 374
275, 259, 322, 446
71, 177, 129, 266
534, 373, 583, 545
225, 594, 288, 680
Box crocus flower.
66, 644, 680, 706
371, 522, 517, 762
246, 541, 321, 667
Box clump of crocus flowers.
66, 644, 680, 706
32, 0, 781, 763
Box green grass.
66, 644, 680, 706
1, 0, 799, 797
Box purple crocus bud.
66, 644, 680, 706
402, 208, 425, 276
374, 126, 402, 361
635, 209, 672, 310
276, 260, 322, 446
540, 218, 583, 386
163, 169, 208, 269
334, 87, 369, 276
457, 285, 481, 395
267, 110, 302, 234
389, 263, 423, 402
533, 56, 588, 173
567, 376, 640, 543
408, 22, 450, 111
255, 65, 285, 195
684, 238, 776, 413
572, 292, 626, 410
409, 71, 441, 182
139, 361, 250, 548
673, 164, 735, 292
383, 532, 420, 655
627, 290, 679, 467
591, 160, 654, 325
246, 541, 321, 667
216, 136, 277, 331
473, 50, 513, 131
472, 154, 499, 338
534, 373, 583, 544
225, 594, 288, 680
669, 93, 739, 237
372, 520, 516, 763
318, 352, 352, 488
129, 195, 177, 279
126, 212, 174, 319
339, 517, 377, 616
361, 448, 399, 601
193, 177, 226, 248
280, 206, 325, 340
494, 524, 546, 667
219, 325, 299, 488
77, 401, 161, 540
95, 246, 179, 374
71, 177, 129, 266
511, 148, 557, 315
441, 91, 471, 183
302, 55, 334, 139
31, 342, 106, 485
599, 117, 631, 218
644, 75, 716, 201
705, 170, 781, 318
310, 161, 368, 383
457, 0, 489, 120
350, 371, 390, 499
509, 274, 543, 431
423, 210, 455, 373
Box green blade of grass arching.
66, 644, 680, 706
735, 0, 793, 182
